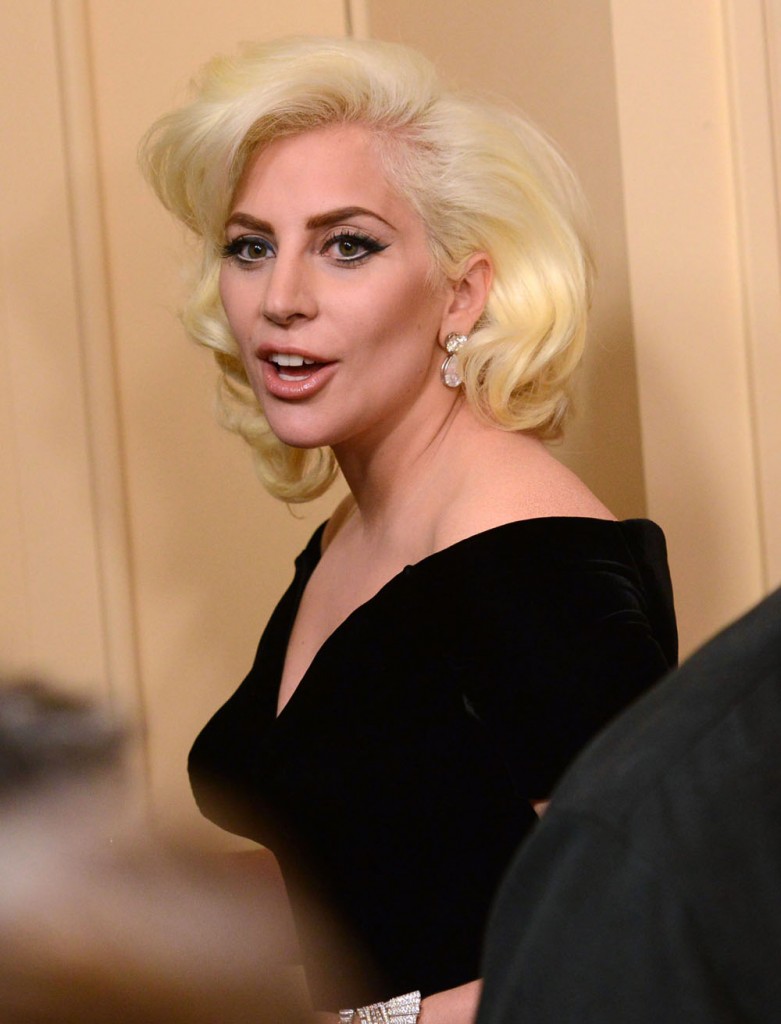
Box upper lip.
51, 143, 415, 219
255, 345, 333, 365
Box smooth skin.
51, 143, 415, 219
220, 124, 612, 1023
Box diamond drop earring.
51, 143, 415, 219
440, 333, 468, 389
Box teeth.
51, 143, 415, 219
271, 352, 316, 366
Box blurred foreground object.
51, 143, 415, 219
0, 681, 311, 1024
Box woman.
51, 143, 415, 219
141, 36, 676, 1024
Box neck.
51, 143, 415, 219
332, 395, 484, 539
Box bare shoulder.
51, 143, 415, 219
434, 432, 615, 550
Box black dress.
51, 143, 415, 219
189, 517, 677, 1007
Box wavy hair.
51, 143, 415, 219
140, 36, 592, 502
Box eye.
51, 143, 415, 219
323, 231, 387, 264
221, 235, 275, 263
335, 236, 361, 258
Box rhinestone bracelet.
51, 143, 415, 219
340, 990, 421, 1024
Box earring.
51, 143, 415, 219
440, 333, 467, 389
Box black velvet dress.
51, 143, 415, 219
189, 517, 677, 1007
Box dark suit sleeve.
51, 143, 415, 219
477, 811, 739, 1024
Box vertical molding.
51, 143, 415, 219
346, 0, 370, 38
1, 1, 109, 687
52, 1, 145, 727
721, 0, 781, 591
610, 1, 764, 652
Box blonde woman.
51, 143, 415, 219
142, 37, 677, 1024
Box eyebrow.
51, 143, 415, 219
224, 206, 396, 233
307, 206, 396, 231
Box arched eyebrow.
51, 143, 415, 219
306, 206, 396, 231
225, 213, 274, 234
224, 206, 396, 233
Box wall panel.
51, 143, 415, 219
612, 1, 765, 651
722, 0, 781, 592
0, 2, 108, 695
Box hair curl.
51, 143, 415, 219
140, 36, 592, 502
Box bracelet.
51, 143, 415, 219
338, 990, 421, 1024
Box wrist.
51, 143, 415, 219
339, 990, 421, 1024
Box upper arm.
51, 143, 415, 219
461, 568, 674, 799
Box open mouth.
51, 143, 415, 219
269, 352, 327, 381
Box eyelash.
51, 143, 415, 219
322, 230, 387, 264
221, 237, 274, 263
220, 230, 388, 267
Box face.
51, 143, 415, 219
219, 124, 455, 455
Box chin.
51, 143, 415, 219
262, 398, 358, 448
264, 420, 340, 452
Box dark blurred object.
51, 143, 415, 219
0, 679, 312, 1024
0, 680, 124, 797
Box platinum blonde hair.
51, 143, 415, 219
140, 36, 593, 502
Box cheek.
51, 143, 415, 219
401, 279, 449, 340
217, 266, 230, 309
218, 269, 250, 332
218, 275, 257, 372
370, 267, 445, 336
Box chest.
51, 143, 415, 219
276, 547, 408, 715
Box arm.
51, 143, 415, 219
466, 608, 673, 802
420, 980, 482, 1024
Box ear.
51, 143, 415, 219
440, 253, 493, 341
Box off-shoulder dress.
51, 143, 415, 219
189, 517, 677, 1006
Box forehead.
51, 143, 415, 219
232, 124, 419, 225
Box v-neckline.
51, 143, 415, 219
269, 515, 658, 724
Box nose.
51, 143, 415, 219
262, 252, 317, 327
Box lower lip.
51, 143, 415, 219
261, 360, 338, 400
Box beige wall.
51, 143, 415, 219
1, 2, 110, 695
612, 0, 781, 647
2, 0, 780, 830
